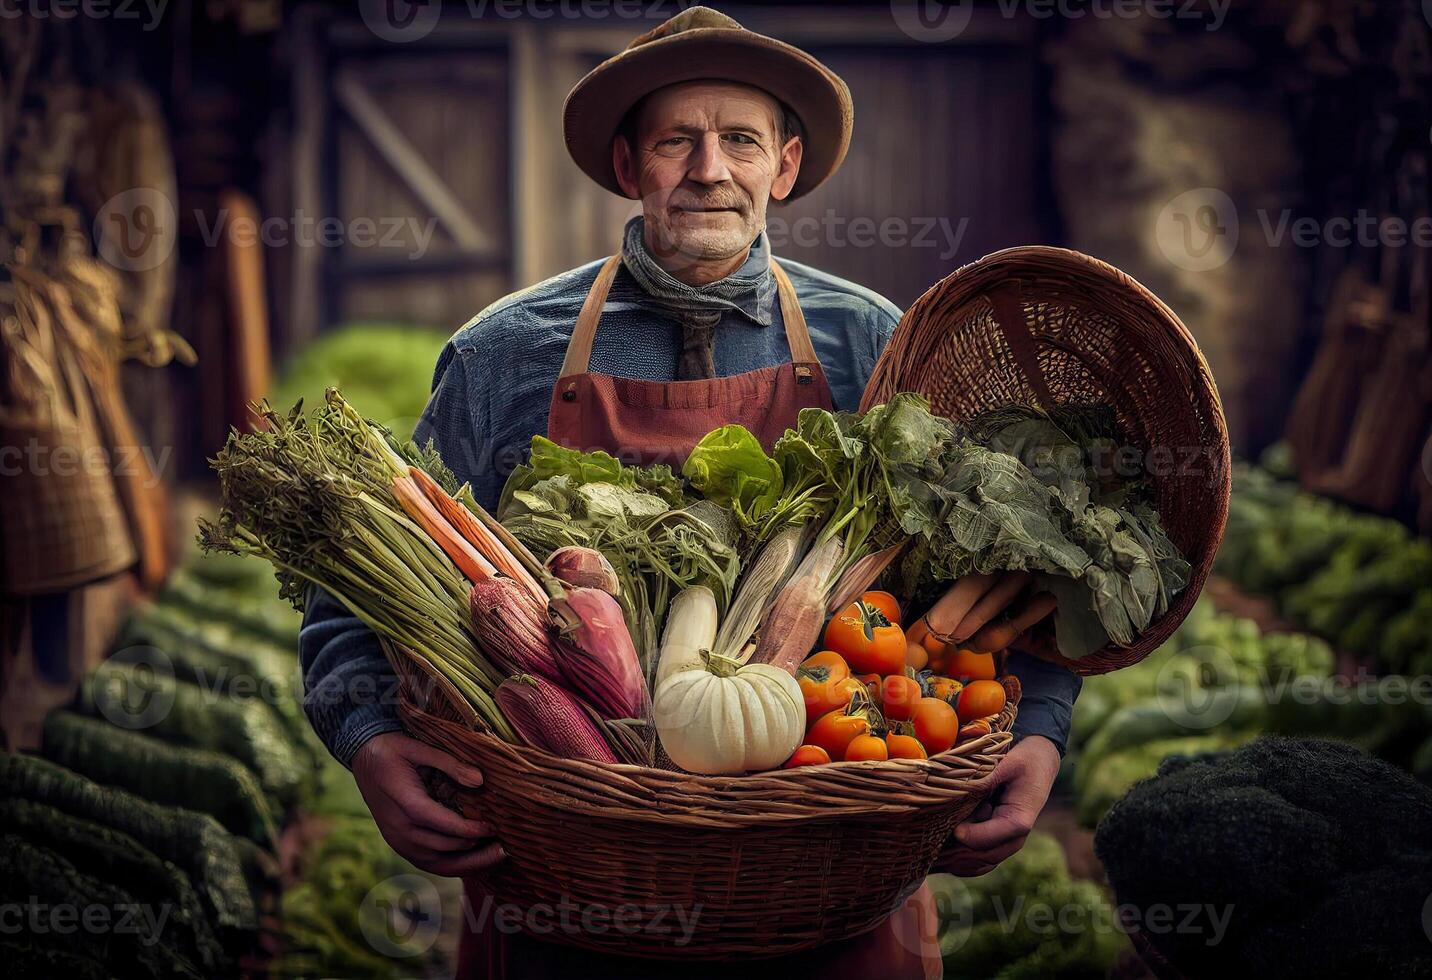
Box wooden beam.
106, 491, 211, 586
333, 67, 492, 252
288, 5, 326, 345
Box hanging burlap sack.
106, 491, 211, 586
1, 269, 136, 594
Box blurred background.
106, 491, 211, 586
1, 2, 1428, 977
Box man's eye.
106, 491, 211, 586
722, 133, 756, 145
658, 137, 689, 148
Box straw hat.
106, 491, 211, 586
563, 6, 853, 201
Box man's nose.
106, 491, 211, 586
686, 132, 732, 185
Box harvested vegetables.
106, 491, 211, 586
683, 396, 1188, 662
0, 798, 225, 974
80, 661, 307, 809
206, 389, 1180, 776
933, 831, 1127, 979
41, 711, 279, 845
1096, 738, 1432, 980
0, 752, 260, 937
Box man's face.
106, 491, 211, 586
614, 81, 802, 266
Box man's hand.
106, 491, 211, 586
914, 571, 1058, 654
933, 735, 1061, 876
351, 732, 505, 877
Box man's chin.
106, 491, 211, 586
648, 224, 753, 266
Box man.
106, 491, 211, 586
300, 8, 1079, 976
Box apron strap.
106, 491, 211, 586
559, 254, 624, 379
557, 253, 821, 377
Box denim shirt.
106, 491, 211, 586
298, 232, 1081, 766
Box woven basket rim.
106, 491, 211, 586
860, 244, 1232, 676
390, 641, 1019, 826
400, 696, 1017, 826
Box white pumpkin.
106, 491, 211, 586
653, 654, 805, 775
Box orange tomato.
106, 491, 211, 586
886, 733, 928, 760
801, 650, 850, 681
806, 710, 870, 762
803, 676, 863, 720
946, 648, 997, 682
823, 604, 906, 675
853, 673, 882, 699
880, 675, 923, 722
798, 652, 862, 718
911, 698, 960, 755
921, 631, 950, 656
958, 718, 994, 743
845, 734, 889, 762
859, 591, 902, 625
956, 679, 1007, 719
926, 676, 964, 704
905, 641, 929, 670
783, 744, 832, 768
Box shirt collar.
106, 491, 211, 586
620, 216, 777, 327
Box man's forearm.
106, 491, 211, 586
1005, 650, 1081, 755
298, 586, 404, 768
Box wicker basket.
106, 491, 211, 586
387, 644, 1017, 959
861, 246, 1231, 675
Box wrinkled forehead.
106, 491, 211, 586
635, 80, 782, 135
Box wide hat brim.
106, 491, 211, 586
563, 28, 853, 201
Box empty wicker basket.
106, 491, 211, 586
861, 245, 1231, 675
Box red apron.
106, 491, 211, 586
455, 254, 943, 979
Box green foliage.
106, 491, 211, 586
0, 753, 259, 936
41, 712, 279, 845
269, 323, 448, 439
1215, 462, 1431, 673
272, 816, 452, 979
1095, 738, 1432, 979
0, 798, 225, 973
80, 661, 308, 810
933, 832, 1127, 979
0, 835, 203, 978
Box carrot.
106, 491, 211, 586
408, 466, 545, 602
392, 475, 496, 584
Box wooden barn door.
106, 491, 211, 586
288, 15, 514, 340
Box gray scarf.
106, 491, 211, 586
620, 217, 774, 380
